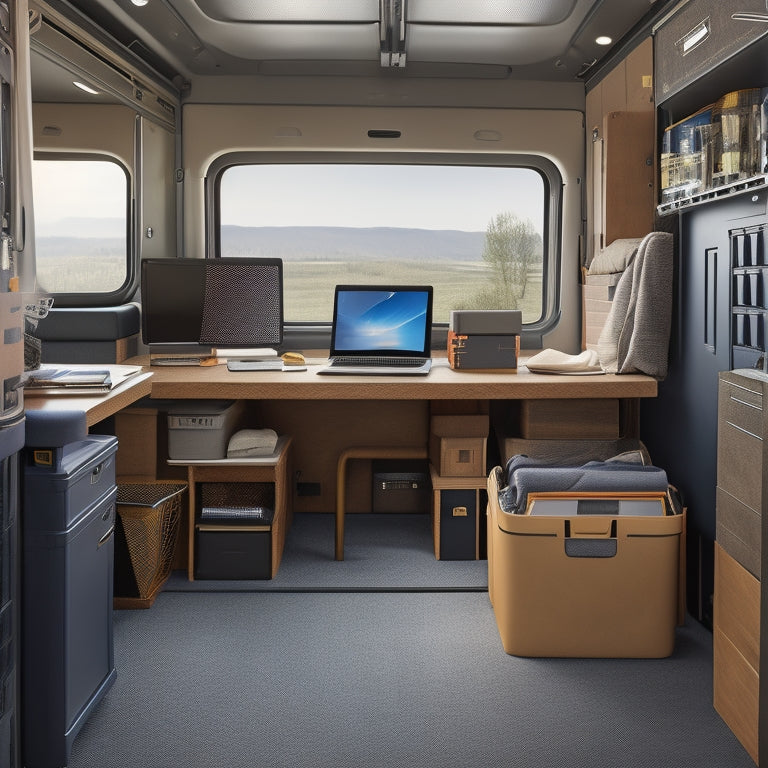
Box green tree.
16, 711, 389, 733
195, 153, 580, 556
481, 212, 539, 307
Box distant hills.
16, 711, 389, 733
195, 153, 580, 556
35, 221, 490, 262
220, 225, 487, 261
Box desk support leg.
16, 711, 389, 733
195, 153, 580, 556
335, 446, 428, 561
335, 456, 347, 561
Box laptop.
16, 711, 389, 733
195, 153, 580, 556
318, 285, 433, 375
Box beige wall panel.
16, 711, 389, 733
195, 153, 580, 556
33, 103, 135, 167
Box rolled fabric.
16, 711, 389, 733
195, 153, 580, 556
499, 460, 668, 514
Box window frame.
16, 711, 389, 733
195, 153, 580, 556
207, 151, 563, 350
32, 151, 136, 307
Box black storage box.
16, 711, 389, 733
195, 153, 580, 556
437, 488, 483, 560
195, 527, 272, 580
372, 460, 430, 514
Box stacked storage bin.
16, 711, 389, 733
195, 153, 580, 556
22, 411, 117, 768
428, 412, 489, 560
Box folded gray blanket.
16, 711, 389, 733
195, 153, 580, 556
499, 456, 669, 514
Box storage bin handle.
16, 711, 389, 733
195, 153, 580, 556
564, 538, 617, 559
564, 518, 617, 558
565, 518, 615, 538
97, 526, 114, 548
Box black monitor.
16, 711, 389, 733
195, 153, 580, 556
141, 257, 283, 353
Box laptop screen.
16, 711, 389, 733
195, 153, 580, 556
329, 285, 433, 356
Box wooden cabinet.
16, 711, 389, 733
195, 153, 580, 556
714, 369, 767, 764
174, 435, 293, 580
585, 37, 654, 261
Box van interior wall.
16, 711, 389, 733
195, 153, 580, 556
584, 37, 656, 265
33, 102, 135, 165
180, 102, 586, 354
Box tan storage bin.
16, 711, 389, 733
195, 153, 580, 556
486, 466, 684, 658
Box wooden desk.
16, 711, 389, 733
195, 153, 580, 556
134, 356, 657, 401
121, 355, 658, 562
24, 371, 153, 427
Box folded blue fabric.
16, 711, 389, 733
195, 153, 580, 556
499, 457, 668, 514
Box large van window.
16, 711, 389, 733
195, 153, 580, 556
217, 163, 547, 324
32, 156, 129, 294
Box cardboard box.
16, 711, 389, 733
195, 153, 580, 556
519, 398, 619, 439
498, 437, 650, 466
167, 400, 246, 460
429, 414, 488, 477
583, 272, 622, 350
487, 466, 683, 658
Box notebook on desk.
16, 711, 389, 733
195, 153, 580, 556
317, 285, 433, 376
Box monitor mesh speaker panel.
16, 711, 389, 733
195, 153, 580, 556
199, 261, 282, 346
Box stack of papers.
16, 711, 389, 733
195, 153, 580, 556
23, 364, 143, 396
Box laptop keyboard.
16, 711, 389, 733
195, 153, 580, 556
330, 356, 426, 368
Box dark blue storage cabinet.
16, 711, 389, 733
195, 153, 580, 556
22, 411, 118, 768
643, 188, 768, 626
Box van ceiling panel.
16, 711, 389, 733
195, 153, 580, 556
407, 26, 572, 67
408, 0, 577, 26
56, 0, 672, 84
186, 22, 382, 62
193, 0, 379, 23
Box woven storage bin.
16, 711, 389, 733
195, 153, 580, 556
114, 482, 187, 609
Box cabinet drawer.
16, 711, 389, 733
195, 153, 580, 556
717, 487, 761, 578
717, 378, 763, 515
719, 377, 762, 433
714, 544, 759, 668
713, 628, 759, 764
655, 0, 768, 104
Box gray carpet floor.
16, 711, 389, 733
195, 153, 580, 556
64, 513, 755, 767
164, 512, 488, 591
68, 590, 753, 768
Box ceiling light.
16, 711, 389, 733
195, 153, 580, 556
73, 81, 99, 95
595, 36, 613, 46
131, 0, 149, 6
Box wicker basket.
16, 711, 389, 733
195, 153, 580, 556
114, 482, 187, 609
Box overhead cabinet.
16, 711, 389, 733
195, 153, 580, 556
655, 0, 768, 108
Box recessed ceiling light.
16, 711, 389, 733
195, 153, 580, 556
131, 0, 149, 6
73, 81, 99, 95
595, 36, 613, 46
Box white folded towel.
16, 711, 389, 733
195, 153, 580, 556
227, 428, 279, 457
524, 348, 603, 375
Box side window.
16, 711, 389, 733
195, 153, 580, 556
32, 156, 130, 296
216, 162, 549, 325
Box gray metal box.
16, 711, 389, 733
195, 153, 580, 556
449, 309, 522, 335
167, 400, 246, 460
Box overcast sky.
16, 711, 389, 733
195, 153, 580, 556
220, 164, 544, 232
32, 160, 545, 235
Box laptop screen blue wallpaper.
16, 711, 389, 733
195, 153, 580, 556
334, 290, 430, 352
